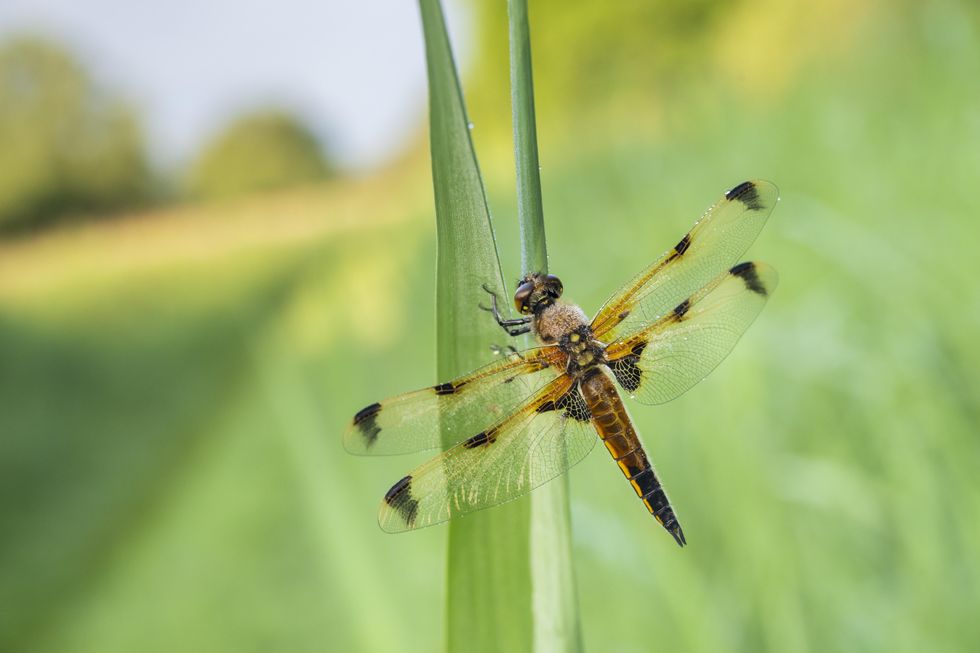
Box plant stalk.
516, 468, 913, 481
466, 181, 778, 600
418, 1, 534, 652
509, 0, 583, 650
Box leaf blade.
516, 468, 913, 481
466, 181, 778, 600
417, 1, 533, 651
509, 0, 583, 650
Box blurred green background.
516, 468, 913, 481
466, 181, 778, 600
2, 0, 980, 651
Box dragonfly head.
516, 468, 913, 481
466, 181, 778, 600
514, 273, 563, 314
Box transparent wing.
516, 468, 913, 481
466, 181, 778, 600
591, 180, 778, 343
605, 261, 778, 405
378, 375, 598, 532
344, 347, 563, 455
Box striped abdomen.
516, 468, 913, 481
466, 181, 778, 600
579, 368, 686, 547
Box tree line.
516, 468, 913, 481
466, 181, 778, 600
0, 36, 335, 235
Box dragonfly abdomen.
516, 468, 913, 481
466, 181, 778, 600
579, 368, 687, 547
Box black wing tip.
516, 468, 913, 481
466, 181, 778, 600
725, 180, 765, 211
351, 402, 382, 448
383, 475, 419, 529
729, 261, 769, 296
725, 180, 755, 199
384, 475, 412, 504
354, 402, 381, 425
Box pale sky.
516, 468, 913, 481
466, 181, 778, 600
0, 0, 472, 170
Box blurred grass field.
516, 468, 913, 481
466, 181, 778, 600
2, 2, 980, 652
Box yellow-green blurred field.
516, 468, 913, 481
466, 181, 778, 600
2, 2, 980, 652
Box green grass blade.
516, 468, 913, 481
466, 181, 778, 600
509, 1, 583, 650
509, 0, 548, 274
417, 1, 533, 651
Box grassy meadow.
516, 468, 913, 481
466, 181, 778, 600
2, 1, 979, 651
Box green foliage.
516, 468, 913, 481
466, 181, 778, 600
508, 0, 547, 274
0, 37, 151, 233
186, 110, 332, 200
468, 0, 730, 150
509, 0, 582, 649
417, 0, 534, 650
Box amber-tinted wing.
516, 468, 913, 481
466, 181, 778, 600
344, 347, 563, 455
591, 180, 778, 343
378, 375, 598, 532
605, 261, 778, 405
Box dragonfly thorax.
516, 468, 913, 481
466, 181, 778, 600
533, 301, 588, 343
534, 304, 607, 375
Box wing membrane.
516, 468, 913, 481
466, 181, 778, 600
605, 261, 778, 405
378, 375, 598, 532
591, 180, 778, 343
344, 347, 563, 455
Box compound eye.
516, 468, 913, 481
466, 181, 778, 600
514, 281, 534, 314
543, 274, 563, 298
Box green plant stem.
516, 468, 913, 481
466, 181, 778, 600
509, 0, 583, 650
509, 0, 548, 274
418, 1, 534, 652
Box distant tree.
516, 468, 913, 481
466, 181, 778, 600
0, 36, 151, 233
186, 110, 333, 200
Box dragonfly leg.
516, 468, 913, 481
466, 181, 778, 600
479, 283, 532, 334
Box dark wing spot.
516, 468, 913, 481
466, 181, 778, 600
611, 339, 649, 393
611, 354, 643, 393
538, 389, 591, 421
433, 382, 457, 395
725, 181, 764, 211
556, 387, 592, 422
353, 402, 382, 447
618, 310, 631, 320
384, 475, 419, 527
674, 233, 692, 256
673, 298, 691, 319
463, 427, 498, 449
384, 475, 411, 503
354, 402, 381, 424
730, 261, 768, 295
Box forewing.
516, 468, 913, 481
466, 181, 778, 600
378, 375, 598, 532
591, 180, 778, 342
605, 261, 778, 405
344, 347, 562, 455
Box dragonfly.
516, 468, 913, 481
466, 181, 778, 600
345, 180, 778, 547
